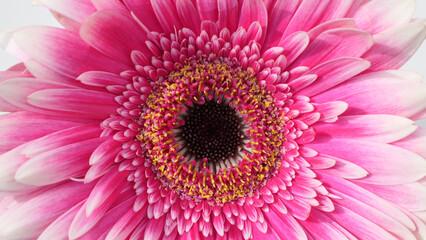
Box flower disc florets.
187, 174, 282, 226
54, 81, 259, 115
139, 57, 286, 204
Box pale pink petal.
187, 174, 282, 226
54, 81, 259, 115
28, 89, 119, 119
314, 115, 417, 143
0, 78, 75, 114
292, 28, 373, 68
80, 10, 150, 64
362, 23, 426, 71
313, 70, 426, 120
317, 154, 368, 179
352, 0, 415, 34
38, 201, 85, 240
358, 183, 426, 212
39, 0, 96, 23
319, 173, 416, 231
297, 57, 370, 96
333, 191, 417, 240
49, 10, 82, 33
0, 144, 33, 192
0, 181, 94, 239
12, 26, 129, 78
15, 137, 105, 186
328, 205, 399, 240
0, 29, 32, 62
24, 59, 81, 86
394, 127, 426, 158
0, 112, 82, 154
308, 138, 426, 185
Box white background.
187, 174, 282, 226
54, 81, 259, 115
0, 1, 425, 127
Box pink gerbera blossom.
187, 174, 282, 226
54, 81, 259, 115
0, 0, 426, 239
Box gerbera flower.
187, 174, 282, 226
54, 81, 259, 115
0, 0, 425, 239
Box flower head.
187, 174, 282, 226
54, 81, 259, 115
0, 0, 425, 239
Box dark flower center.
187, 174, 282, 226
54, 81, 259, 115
174, 97, 248, 167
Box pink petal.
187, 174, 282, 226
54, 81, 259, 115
263, 0, 300, 50
151, 0, 183, 33
300, 209, 355, 240
85, 167, 129, 216
69, 189, 134, 239
77, 196, 136, 240
308, 18, 356, 40
91, 0, 128, 12
352, 0, 415, 34
15, 137, 105, 186
313, 70, 426, 120
281, 0, 332, 39
238, 0, 268, 43
105, 209, 146, 240
39, 0, 96, 23
12, 26, 129, 78
312, 101, 348, 123
21, 124, 102, 158
315, 114, 417, 143
77, 71, 129, 87
362, 23, 426, 71
217, 0, 239, 32
80, 10, 150, 64
279, 31, 310, 65
122, 0, 163, 33
266, 207, 308, 240
144, 215, 166, 239
292, 28, 373, 68
196, 0, 218, 22
176, 0, 202, 34
0, 181, 94, 239
28, 89, 119, 119
308, 138, 426, 185
297, 57, 370, 96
